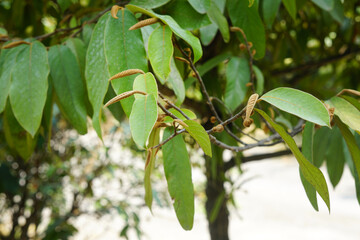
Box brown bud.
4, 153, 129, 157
175, 56, 190, 65
111, 5, 123, 19
104, 90, 146, 107
245, 82, 253, 87
248, 42, 253, 48
109, 69, 145, 81
129, 18, 159, 30
210, 116, 217, 123
239, 43, 246, 50
251, 49, 256, 56
212, 124, 224, 133
243, 93, 259, 128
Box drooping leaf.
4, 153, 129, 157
311, 0, 334, 11
262, 0, 281, 27
85, 10, 148, 138
300, 122, 318, 211
163, 108, 197, 122
0, 45, 27, 113
227, 0, 266, 59
188, 0, 210, 14
129, 0, 171, 9
325, 126, 345, 188
197, 52, 232, 76
253, 65, 264, 95
129, 94, 158, 149
282, 0, 297, 20
207, 2, 229, 43
225, 57, 250, 111
162, 127, 194, 230
260, 87, 331, 127
9, 41, 49, 137
183, 120, 212, 157
126, 4, 203, 63
167, 59, 185, 105
133, 72, 158, 98
48, 45, 88, 134
313, 127, 332, 167
148, 25, 173, 82
255, 108, 330, 211
329, 96, 360, 132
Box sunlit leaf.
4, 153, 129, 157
133, 72, 158, 98
183, 120, 212, 157
329, 96, 360, 132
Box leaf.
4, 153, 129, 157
129, 0, 171, 9
0, 27, 8, 36
341, 96, 360, 112
335, 116, 360, 193
253, 65, 264, 95
311, 0, 334, 11
0, 45, 27, 113
162, 127, 194, 230
282, 0, 297, 20
103, 85, 125, 123
129, 94, 158, 149
188, 0, 210, 14
132, 72, 158, 98
148, 25, 173, 81
126, 5, 203, 63
300, 122, 318, 211
207, 2, 229, 43
225, 57, 250, 111
198, 52, 232, 76
262, 0, 281, 27
163, 108, 197, 122
209, 191, 225, 222
183, 120, 212, 157
325, 126, 345, 188
48, 45, 88, 134
9, 41, 49, 137
227, 0, 266, 59
329, 0, 344, 23
167, 59, 185, 105
328, 96, 360, 132
3, 103, 36, 160
200, 23, 218, 46
313, 127, 332, 167
255, 108, 330, 211
145, 127, 160, 210
85, 10, 147, 138
260, 87, 331, 127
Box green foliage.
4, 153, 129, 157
183, 119, 212, 157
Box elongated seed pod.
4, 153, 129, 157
336, 89, 360, 97
212, 124, 224, 133
129, 18, 159, 30
111, 5, 123, 19
2, 40, 30, 49
108, 69, 145, 81
175, 56, 190, 65
104, 90, 147, 107
173, 119, 189, 128
243, 93, 259, 128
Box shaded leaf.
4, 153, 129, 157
253, 65, 264, 95
262, 0, 281, 27
329, 0, 344, 23
183, 120, 212, 157
311, 0, 334, 11
198, 52, 232, 76
188, 0, 210, 14
282, 0, 297, 20
313, 127, 332, 167
129, 0, 170, 9
207, 2, 229, 43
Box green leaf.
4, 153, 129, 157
329, 96, 360, 132
300, 122, 318, 211
48, 45, 88, 134
209, 191, 225, 222
227, 0, 266, 59
253, 65, 264, 95
133, 72, 158, 98
145, 127, 160, 210
103, 85, 125, 123
85, 10, 147, 138
341, 96, 360, 112
207, 2, 229, 43
198, 52, 232, 76
0, 27, 8, 36
311, 0, 334, 11
163, 108, 197, 122
325, 126, 345, 188
313, 127, 332, 167
183, 120, 212, 157
0, 45, 27, 113
335, 116, 360, 193
262, 0, 281, 27
329, 0, 344, 23
162, 127, 194, 230
148, 25, 173, 82
129, 0, 171, 9
255, 108, 330, 211
9, 41, 49, 137
3, 103, 36, 160
126, 5, 203, 63
200, 23, 218, 46
162, 1, 211, 30
167, 59, 185, 105
188, 0, 210, 14
281, 0, 297, 20
225, 57, 250, 111
129, 94, 158, 149
260, 87, 331, 127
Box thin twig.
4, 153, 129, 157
157, 102, 178, 120
158, 92, 190, 120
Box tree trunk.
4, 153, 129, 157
205, 149, 230, 240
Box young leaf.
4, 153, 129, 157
225, 57, 250, 111
227, 0, 266, 59
260, 87, 331, 127
129, 94, 158, 149
183, 120, 212, 157
329, 96, 360, 132
300, 122, 319, 211
48, 45, 88, 134
133, 72, 158, 98
282, 0, 297, 20
188, 0, 210, 14
148, 25, 173, 82
207, 2, 229, 43
262, 0, 281, 27
167, 59, 185, 105
9, 41, 49, 137
162, 127, 194, 230
255, 108, 330, 211
126, 4, 203, 63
